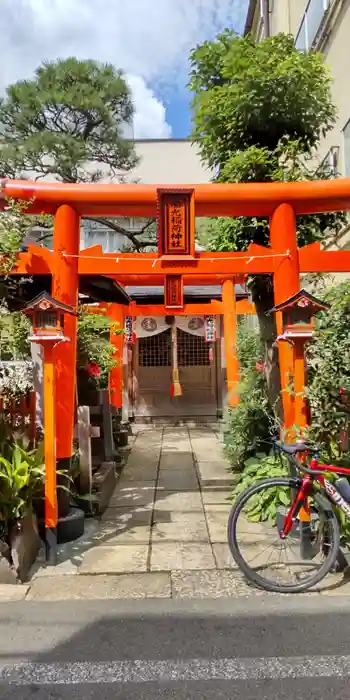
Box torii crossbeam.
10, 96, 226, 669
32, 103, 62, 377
2, 176, 350, 475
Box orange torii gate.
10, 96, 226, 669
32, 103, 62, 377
2, 177, 350, 470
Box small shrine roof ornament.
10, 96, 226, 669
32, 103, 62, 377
23, 291, 77, 342
268, 289, 330, 343
268, 289, 330, 315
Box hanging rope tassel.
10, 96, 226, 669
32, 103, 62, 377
170, 324, 182, 397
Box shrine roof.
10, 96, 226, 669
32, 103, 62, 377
5, 275, 130, 311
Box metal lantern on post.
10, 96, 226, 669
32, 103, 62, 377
23, 292, 77, 565
268, 289, 329, 430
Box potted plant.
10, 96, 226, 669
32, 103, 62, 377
0, 438, 44, 582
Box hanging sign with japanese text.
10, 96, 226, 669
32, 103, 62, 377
164, 275, 184, 309
204, 315, 217, 343
124, 315, 136, 345
157, 188, 195, 259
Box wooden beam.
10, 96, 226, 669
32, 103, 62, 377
4, 178, 350, 217
125, 299, 255, 316
10, 242, 350, 280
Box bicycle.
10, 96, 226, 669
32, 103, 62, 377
227, 440, 350, 593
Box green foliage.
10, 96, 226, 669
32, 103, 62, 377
190, 32, 335, 167
0, 441, 45, 530
224, 324, 275, 471
189, 32, 346, 255
0, 198, 52, 308
0, 57, 137, 182
306, 281, 350, 461
232, 452, 288, 523
0, 312, 31, 360
77, 310, 123, 386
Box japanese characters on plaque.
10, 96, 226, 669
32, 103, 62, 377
165, 275, 184, 309
124, 315, 135, 345
204, 315, 216, 343
157, 189, 194, 258
168, 200, 185, 252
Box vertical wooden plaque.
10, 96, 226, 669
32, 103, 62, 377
157, 189, 195, 259
165, 275, 184, 310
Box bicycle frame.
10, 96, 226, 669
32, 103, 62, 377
281, 457, 350, 537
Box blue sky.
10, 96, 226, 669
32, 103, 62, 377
2, 0, 247, 139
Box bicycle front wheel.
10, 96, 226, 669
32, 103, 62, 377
227, 477, 340, 594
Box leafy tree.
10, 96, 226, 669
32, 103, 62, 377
0, 57, 156, 251
189, 32, 346, 410
0, 198, 50, 307
307, 281, 350, 462
0, 57, 136, 182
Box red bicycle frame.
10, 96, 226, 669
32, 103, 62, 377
282, 457, 350, 537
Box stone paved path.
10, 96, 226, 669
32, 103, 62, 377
2, 426, 350, 601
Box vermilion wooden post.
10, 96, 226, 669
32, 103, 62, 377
222, 279, 239, 407
270, 203, 300, 433
109, 304, 124, 410
294, 338, 308, 431
52, 205, 80, 478
42, 342, 58, 562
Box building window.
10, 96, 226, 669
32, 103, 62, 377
295, 0, 330, 51
343, 120, 350, 177
320, 146, 340, 178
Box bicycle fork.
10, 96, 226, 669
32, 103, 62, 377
280, 475, 313, 539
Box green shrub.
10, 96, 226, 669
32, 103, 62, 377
306, 281, 350, 461
224, 324, 275, 472
232, 452, 288, 523
77, 309, 123, 388
0, 442, 45, 538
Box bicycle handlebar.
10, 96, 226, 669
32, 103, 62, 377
272, 440, 326, 476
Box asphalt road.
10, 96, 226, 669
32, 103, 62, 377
0, 596, 350, 699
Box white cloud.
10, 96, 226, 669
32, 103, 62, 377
127, 76, 172, 139
0, 0, 246, 138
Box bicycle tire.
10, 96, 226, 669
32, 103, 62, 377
227, 477, 340, 594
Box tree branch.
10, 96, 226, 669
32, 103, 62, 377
82, 216, 157, 252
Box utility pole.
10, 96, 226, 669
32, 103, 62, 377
261, 0, 270, 38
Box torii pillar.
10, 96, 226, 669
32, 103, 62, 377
108, 304, 124, 412
52, 205, 80, 509
222, 279, 239, 407
270, 203, 300, 433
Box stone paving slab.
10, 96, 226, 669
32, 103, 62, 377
212, 543, 236, 569
108, 485, 155, 508
161, 441, 192, 453
27, 573, 171, 601
318, 572, 350, 595
79, 544, 149, 574
201, 488, 232, 506
159, 453, 194, 470
121, 468, 158, 482
152, 511, 209, 542
157, 471, 198, 491
31, 558, 80, 578
150, 542, 216, 571
192, 450, 228, 464
99, 507, 152, 544
0, 584, 29, 601
205, 508, 230, 543
196, 462, 233, 486
171, 570, 256, 598
154, 490, 203, 512
125, 453, 160, 470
